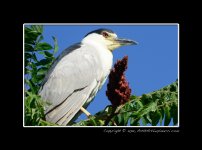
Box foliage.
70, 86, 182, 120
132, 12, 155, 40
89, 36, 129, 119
24, 25, 58, 126
25, 91, 57, 126
25, 25, 58, 93
73, 80, 178, 126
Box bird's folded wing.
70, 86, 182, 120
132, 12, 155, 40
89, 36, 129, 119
49, 80, 98, 125
38, 44, 103, 125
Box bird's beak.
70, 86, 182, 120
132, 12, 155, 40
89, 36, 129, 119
108, 37, 138, 51
115, 38, 138, 46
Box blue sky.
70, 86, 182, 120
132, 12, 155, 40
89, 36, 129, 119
31, 24, 178, 126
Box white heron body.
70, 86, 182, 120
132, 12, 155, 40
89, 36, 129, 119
38, 29, 136, 125
39, 33, 113, 125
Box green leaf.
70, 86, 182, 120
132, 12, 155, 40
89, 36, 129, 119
37, 67, 48, 75
30, 77, 38, 86
39, 119, 58, 126
24, 91, 46, 126
38, 51, 54, 60
136, 100, 143, 107
25, 27, 41, 44
173, 113, 178, 126
150, 101, 157, 112
52, 36, 59, 54
25, 79, 37, 94
150, 111, 161, 126
130, 117, 139, 126
170, 83, 177, 92
25, 52, 32, 59
31, 62, 37, 74
31, 25, 43, 34
159, 108, 164, 125
136, 101, 157, 118
117, 114, 123, 125
36, 42, 53, 50
35, 75, 45, 83
37, 35, 44, 42
144, 114, 152, 124
142, 116, 148, 125
25, 52, 38, 63
113, 112, 129, 126
141, 94, 152, 105
38, 75, 45, 82
89, 118, 97, 126
25, 59, 29, 67
152, 91, 161, 99
38, 51, 47, 58
29, 62, 39, 85
35, 59, 53, 66
44, 51, 53, 57
170, 92, 177, 101
98, 120, 105, 126
163, 87, 168, 91
25, 68, 31, 75
130, 95, 137, 100
164, 106, 171, 126
123, 102, 133, 111
123, 113, 130, 125
25, 44, 34, 52
170, 103, 178, 125
32, 53, 38, 62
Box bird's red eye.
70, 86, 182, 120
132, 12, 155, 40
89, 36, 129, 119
102, 32, 109, 38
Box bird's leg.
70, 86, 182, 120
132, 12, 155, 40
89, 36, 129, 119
80, 107, 91, 117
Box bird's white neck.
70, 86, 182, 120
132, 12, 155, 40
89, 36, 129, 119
82, 34, 113, 80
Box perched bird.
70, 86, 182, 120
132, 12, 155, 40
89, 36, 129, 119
38, 28, 137, 125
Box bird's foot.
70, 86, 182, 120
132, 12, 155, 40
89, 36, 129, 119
80, 107, 91, 117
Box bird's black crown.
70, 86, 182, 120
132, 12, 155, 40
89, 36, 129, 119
85, 28, 114, 37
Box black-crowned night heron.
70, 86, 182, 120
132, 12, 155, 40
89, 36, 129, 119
39, 28, 137, 125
